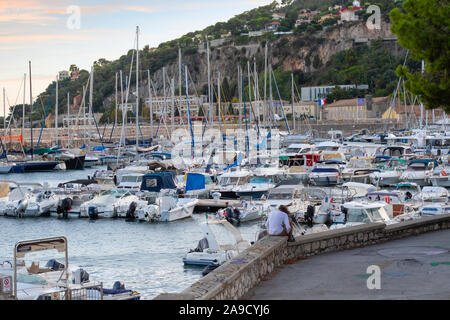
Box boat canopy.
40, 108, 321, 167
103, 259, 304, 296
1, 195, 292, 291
185, 173, 206, 192
141, 172, 177, 192
408, 159, 439, 167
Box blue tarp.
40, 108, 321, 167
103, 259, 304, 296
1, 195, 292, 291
185, 173, 206, 193
140, 172, 177, 192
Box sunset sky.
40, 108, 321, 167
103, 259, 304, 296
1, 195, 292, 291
0, 0, 273, 113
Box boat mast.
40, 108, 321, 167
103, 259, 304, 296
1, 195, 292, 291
82, 85, 86, 147
2, 88, 5, 137
207, 40, 212, 127
22, 74, 26, 141
55, 74, 59, 147
238, 65, 242, 131
147, 70, 153, 139
115, 72, 118, 137
171, 78, 175, 133
264, 42, 268, 129
291, 73, 295, 132
29, 61, 33, 159
420, 60, 424, 129
135, 26, 139, 149
88, 66, 94, 152
67, 92, 70, 148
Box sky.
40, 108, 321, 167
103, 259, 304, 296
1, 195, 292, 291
0, 0, 275, 114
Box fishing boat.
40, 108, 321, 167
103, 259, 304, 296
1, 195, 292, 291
216, 200, 266, 224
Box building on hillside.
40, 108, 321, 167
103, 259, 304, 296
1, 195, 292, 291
323, 96, 390, 121
70, 70, 80, 81
265, 21, 280, 32
382, 105, 445, 123
247, 30, 265, 37
73, 94, 82, 107
58, 71, 70, 80
301, 84, 369, 102
272, 13, 286, 20
339, 8, 359, 22
220, 32, 231, 39
319, 13, 338, 23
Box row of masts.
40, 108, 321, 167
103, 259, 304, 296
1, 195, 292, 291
3, 27, 447, 160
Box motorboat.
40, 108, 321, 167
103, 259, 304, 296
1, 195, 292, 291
234, 166, 286, 200
211, 169, 251, 199
0, 236, 140, 300
216, 200, 266, 224
400, 159, 439, 186
308, 161, 344, 186
79, 189, 142, 218
370, 157, 407, 187
183, 219, 250, 266
136, 191, 198, 222
342, 157, 379, 184
117, 173, 145, 190
183, 172, 216, 199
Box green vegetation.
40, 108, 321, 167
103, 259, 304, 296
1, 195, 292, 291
390, 0, 450, 112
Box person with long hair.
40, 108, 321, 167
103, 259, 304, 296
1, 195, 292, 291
265, 205, 294, 241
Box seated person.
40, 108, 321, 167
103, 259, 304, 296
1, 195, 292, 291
265, 205, 294, 241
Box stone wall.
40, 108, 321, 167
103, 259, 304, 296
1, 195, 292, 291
153, 214, 450, 300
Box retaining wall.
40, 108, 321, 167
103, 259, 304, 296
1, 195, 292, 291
154, 214, 450, 300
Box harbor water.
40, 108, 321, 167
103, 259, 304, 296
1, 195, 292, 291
0, 168, 263, 300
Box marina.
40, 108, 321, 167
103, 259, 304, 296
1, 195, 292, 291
0, 0, 448, 304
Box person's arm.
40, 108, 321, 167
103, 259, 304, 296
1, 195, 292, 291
265, 214, 270, 229
283, 214, 291, 233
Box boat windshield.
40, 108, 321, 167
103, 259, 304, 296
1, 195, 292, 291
365, 207, 385, 221
121, 175, 143, 183
219, 176, 249, 185
100, 189, 130, 197
407, 164, 426, 171
312, 168, 339, 173
346, 208, 371, 223
250, 177, 272, 184
285, 147, 301, 154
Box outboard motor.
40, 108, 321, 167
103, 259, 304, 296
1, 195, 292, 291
45, 259, 65, 271
232, 208, 241, 224
112, 281, 125, 290
88, 206, 98, 219
72, 268, 90, 284
126, 201, 137, 219
202, 262, 220, 276
57, 198, 73, 218
305, 205, 315, 228
16, 199, 28, 217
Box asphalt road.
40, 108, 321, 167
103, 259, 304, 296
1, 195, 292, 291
245, 229, 450, 300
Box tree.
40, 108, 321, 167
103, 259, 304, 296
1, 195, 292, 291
390, 0, 450, 111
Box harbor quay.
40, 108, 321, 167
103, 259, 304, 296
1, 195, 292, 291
155, 214, 450, 300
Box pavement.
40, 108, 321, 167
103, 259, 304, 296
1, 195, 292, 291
245, 229, 450, 300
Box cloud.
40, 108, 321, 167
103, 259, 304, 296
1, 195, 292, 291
0, 33, 87, 44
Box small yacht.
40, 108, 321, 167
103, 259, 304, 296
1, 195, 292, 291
370, 157, 407, 187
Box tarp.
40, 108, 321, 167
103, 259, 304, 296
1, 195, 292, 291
140, 172, 177, 192
185, 173, 206, 193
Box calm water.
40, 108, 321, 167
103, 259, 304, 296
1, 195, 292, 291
0, 168, 263, 300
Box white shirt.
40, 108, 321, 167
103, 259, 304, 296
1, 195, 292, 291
265, 209, 291, 235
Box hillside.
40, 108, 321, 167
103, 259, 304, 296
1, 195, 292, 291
9, 0, 419, 125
